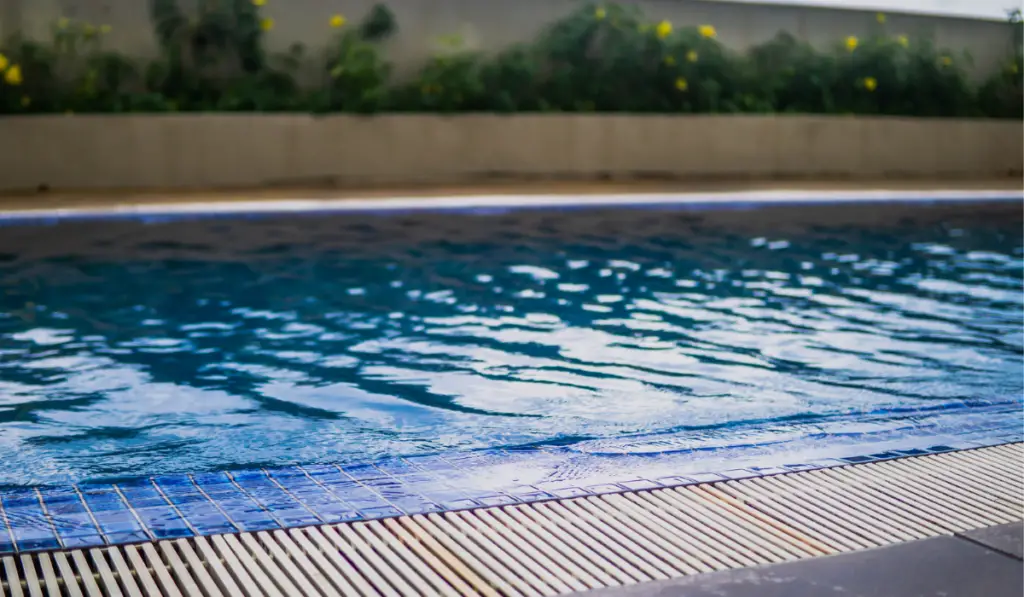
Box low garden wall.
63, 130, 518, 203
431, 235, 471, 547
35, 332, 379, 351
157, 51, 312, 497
1, 115, 1019, 192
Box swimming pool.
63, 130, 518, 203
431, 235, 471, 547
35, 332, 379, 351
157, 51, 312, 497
1, 195, 1021, 495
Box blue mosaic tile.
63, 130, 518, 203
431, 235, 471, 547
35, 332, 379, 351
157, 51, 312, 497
534, 480, 593, 498
403, 454, 460, 473
266, 468, 359, 524
897, 448, 929, 458
361, 477, 441, 515
585, 484, 627, 495
868, 452, 903, 461
360, 506, 404, 519
305, 470, 395, 513
504, 485, 545, 498
373, 457, 417, 476
130, 506, 193, 540
477, 495, 518, 507
842, 455, 877, 464
441, 499, 482, 510
230, 470, 320, 527
749, 466, 790, 476
0, 522, 14, 553
119, 480, 173, 510
686, 473, 728, 483
3, 491, 61, 552
192, 474, 277, 532
0, 401, 1019, 554
340, 464, 387, 481
718, 469, 760, 480
82, 489, 150, 545
654, 476, 698, 487
39, 490, 104, 549
620, 479, 662, 490
170, 500, 236, 535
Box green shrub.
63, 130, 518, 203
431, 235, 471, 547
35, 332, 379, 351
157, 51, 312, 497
746, 32, 838, 113
392, 33, 486, 112
0, 1, 1019, 118
312, 9, 395, 113
977, 10, 1023, 118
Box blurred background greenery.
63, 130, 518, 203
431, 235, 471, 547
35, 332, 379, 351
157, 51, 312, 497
0, 2, 1020, 117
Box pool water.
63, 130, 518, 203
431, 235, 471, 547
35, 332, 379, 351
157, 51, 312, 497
0, 201, 1021, 487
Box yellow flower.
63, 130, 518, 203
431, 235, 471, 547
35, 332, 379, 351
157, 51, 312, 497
330, 14, 346, 28
20, 95, 30, 107
876, 12, 886, 24
675, 77, 688, 91
83, 24, 96, 36
845, 36, 858, 52
260, 17, 274, 31
57, 17, 70, 30
252, 0, 266, 6
699, 25, 716, 39
655, 20, 672, 40
594, 6, 606, 20
1011, 63, 1019, 74
863, 76, 877, 91
941, 56, 952, 66
5, 65, 22, 86
897, 34, 908, 47
0, 54, 8, 72
687, 50, 699, 63
100, 24, 112, 35
663, 55, 676, 66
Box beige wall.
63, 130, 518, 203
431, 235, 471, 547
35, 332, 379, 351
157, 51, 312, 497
0, 115, 1019, 191
3, 0, 1017, 78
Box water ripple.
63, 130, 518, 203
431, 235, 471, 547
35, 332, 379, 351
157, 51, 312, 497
0, 202, 1020, 486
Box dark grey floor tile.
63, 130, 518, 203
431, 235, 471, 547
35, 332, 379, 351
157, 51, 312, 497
575, 535, 1023, 597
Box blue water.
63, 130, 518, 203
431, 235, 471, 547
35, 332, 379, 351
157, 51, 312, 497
0, 201, 1021, 487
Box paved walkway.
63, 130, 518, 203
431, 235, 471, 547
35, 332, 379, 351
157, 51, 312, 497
576, 523, 1023, 597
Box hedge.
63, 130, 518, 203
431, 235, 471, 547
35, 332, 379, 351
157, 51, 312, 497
0, 2, 1020, 117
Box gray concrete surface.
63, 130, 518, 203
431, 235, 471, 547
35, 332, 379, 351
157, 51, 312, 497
960, 522, 1024, 560
2, 0, 1016, 79
0, 115, 1020, 192
574, 534, 1024, 597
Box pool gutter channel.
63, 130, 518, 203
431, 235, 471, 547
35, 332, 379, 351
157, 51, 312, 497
1, 443, 1021, 597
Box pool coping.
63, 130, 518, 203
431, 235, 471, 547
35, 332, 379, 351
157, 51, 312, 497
0, 188, 1021, 223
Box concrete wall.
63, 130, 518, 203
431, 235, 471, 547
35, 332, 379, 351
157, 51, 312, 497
2, 0, 1017, 78
0, 115, 1019, 191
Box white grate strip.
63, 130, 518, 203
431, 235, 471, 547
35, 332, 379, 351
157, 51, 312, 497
2, 443, 1021, 596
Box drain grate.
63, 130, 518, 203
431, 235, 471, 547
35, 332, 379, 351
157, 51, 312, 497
2, 443, 1021, 596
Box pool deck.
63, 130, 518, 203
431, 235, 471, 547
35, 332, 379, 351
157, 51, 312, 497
575, 524, 1023, 597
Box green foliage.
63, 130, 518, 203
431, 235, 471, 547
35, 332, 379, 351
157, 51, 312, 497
977, 9, 1023, 118
0, 20, 146, 114
359, 4, 397, 43
316, 29, 393, 113
0, 2, 1020, 118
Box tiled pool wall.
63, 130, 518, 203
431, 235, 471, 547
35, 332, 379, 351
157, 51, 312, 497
1, 400, 1020, 555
